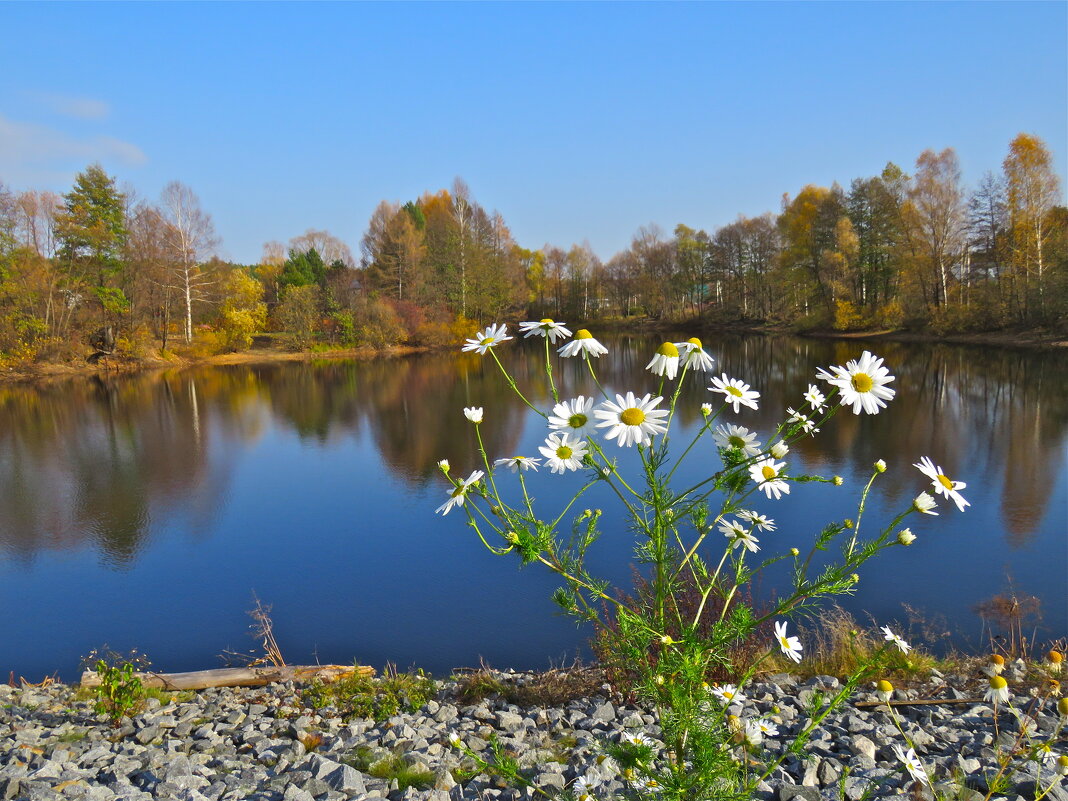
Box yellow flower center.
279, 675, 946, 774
779, 636, 791, 648
687, 337, 702, 348
556, 446, 573, 459
877, 680, 893, 693
990, 654, 1005, 665
480, 336, 494, 345
656, 341, 679, 357
989, 676, 1008, 690
727, 386, 743, 397
761, 465, 777, 481
1058, 697, 1068, 716
540, 318, 554, 325
568, 413, 588, 429
937, 474, 954, 491
724, 691, 734, 699
1049, 650, 1064, 664
620, 408, 646, 426
575, 329, 593, 339
451, 487, 464, 498
728, 435, 746, 448
851, 372, 874, 393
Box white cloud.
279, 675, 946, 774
33, 92, 111, 120
0, 115, 147, 186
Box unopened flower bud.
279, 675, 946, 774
1057, 754, 1068, 776
1048, 650, 1064, 674
876, 679, 893, 703
770, 441, 789, 459
897, 528, 916, 546
655, 675, 665, 686
505, 530, 519, 544
874, 459, 886, 473
790, 547, 800, 557
850, 573, 859, 584
1058, 697, 1068, 718
701, 403, 713, 417
438, 459, 451, 473
833, 476, 843, 486
989, 654, 1006, 674
913, 492, 939, 515
844, 518, 854, 529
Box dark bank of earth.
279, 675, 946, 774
2, 666, 1065, 801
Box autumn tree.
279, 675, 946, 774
1004, 133, 1062, 319
159, 181, 218, 342
901, 149, 966, 313
218, 269, 267, 350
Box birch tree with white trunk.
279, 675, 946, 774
160, 181, 218, 342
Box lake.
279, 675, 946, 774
1, 333, 1065, 681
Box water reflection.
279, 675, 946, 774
0, 336, 1064, 680
0, 337, 1064, 562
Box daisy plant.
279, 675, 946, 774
435, 329, 980, 800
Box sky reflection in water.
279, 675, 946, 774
0, 334, 1065, 680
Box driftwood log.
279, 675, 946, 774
79, 664, 374, 691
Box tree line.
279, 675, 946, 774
0, 133, 1063, 366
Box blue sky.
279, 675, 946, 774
1, 1, 1065, 264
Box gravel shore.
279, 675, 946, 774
2, 666, 1065, 801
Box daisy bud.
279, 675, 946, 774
448, 731, 462, 748
874, 459, 887, 473
504, 530, 519, 544
659, 634, 676, 645
876, 679, 894, 703
1048, 650, 1064, 674
844, 518, 855, 529
1058, 697, 1068, 718
1058, 754, 1068, 776
790, 547, 800, 556
463, 406, 483, 423
913, 492, 939, 515
833, 476, 844, 486
770, 441, 789, 459
701, 402, 713, 417
897, 528, 916, 546
850, 573, 860, 584
437, 459, 451, 474
655, 675, 665, 686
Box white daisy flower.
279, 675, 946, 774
548, 396, 596, 438
774, 621, 803, 663
462, 323, 512, 354
463, 406, 483, 423
913, 456, 970, 512
709, 683, 746, 705
538, 432, 588, 474
985, 675, 1010, 704
1056, 754, 1068, 776
892, 745, 928, 785
719, 519, 760, 552
700, 402, 713, 417
741, 718, 763, 747
493, 455, 541, 473
518, 318, 572, 343
594, 392, 670, 447
874, 459, 887, 473
912, 492, 939, 515
769, 440, 789, 459
435, 470, 484, 516
709, 374, 761, 413
880, 626, 912, 654
738, 510, 776, 531
571, 775, 598, 801
896, 528, 916, 546
816, 350, 896, 415
620, 730, 654, 747
447, 731, 462, 748
748, 458, 790, 500
676, 337, 715, 371
758, 719, 779, 737
558, 328, 608, 359
803, 383, 827, 412
786, 407, 819, 435
646, 342, 681, 379
712, 424, 762, 456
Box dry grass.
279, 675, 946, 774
455, 660, 607, 707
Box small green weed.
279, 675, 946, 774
91, 660, 146, 726
303, 665, 436, 721
345, 747, 435, 791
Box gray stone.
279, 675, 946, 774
778, 784, 821, 801
323, 765, 366, 795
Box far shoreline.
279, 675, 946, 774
1, 324, 1064, 387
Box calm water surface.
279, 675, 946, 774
1, 334, 1065, 680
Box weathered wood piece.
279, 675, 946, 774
854, 697, 982, 708
79, 664, 374, 691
